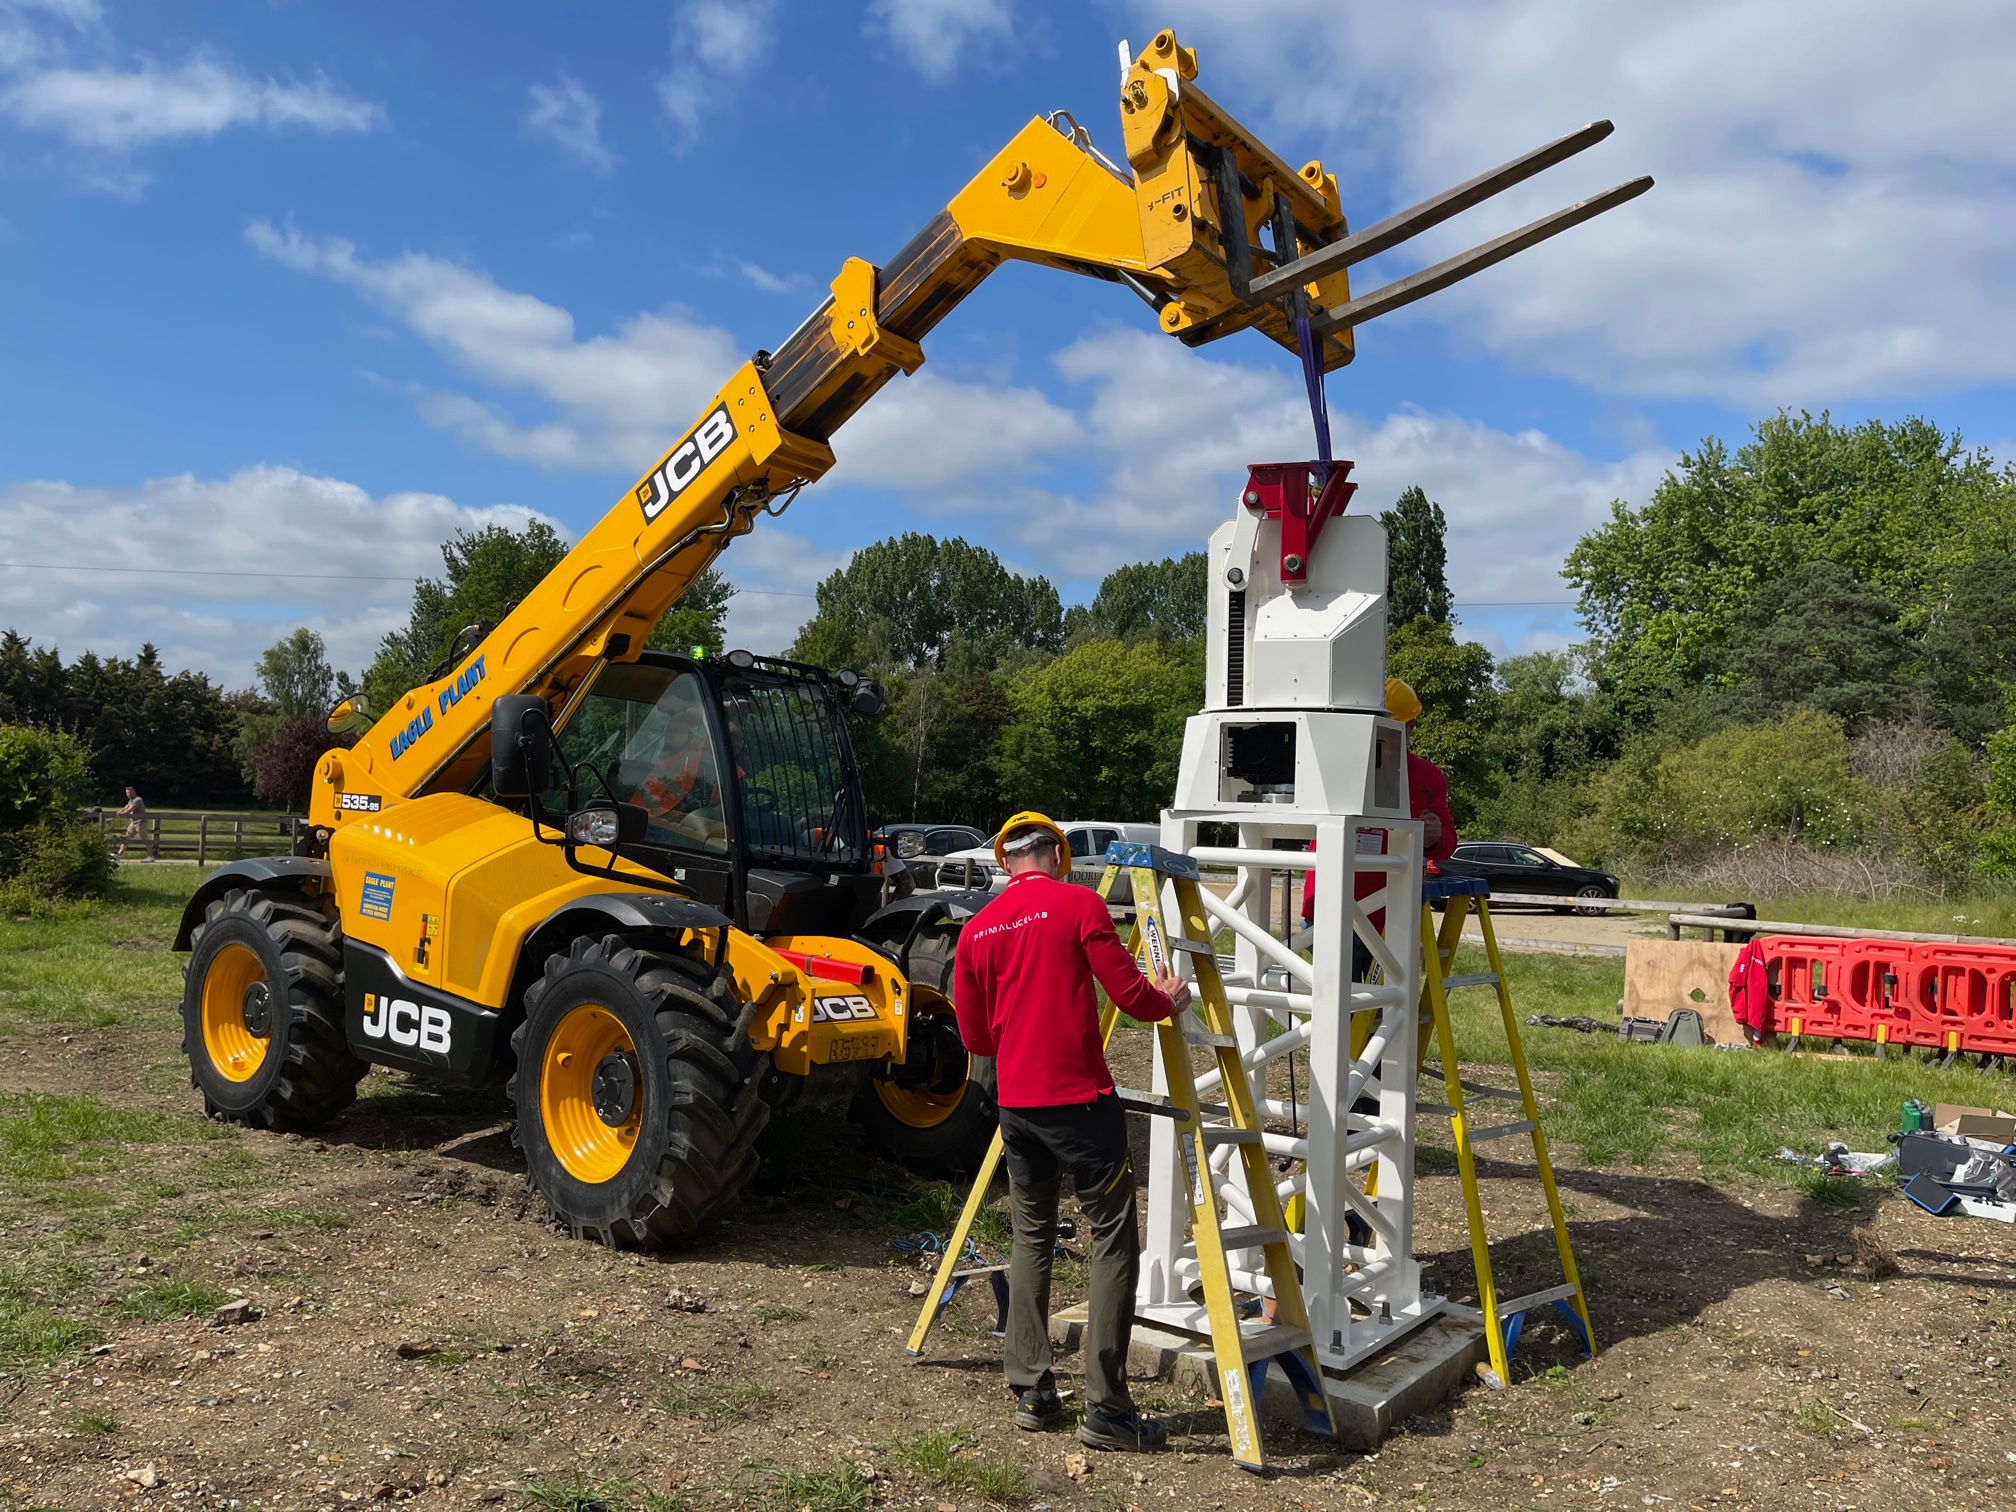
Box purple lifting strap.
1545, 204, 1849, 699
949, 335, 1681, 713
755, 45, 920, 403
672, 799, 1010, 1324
1293, 313, 1332, 469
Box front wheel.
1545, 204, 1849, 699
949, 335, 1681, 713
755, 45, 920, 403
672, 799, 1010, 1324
855, 917, 994, 1175
509, 936, 768, 1246
1572, 885, 1613, 918
181, 886, 364, 1130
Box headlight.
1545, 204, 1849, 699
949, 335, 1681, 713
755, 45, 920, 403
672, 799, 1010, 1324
567, 808, 621, 848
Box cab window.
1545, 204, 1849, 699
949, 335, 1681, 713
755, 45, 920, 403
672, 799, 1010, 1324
552, 663, 729, 856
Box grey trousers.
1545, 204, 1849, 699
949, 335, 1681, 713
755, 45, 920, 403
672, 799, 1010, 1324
999, 1095, 1141, 1416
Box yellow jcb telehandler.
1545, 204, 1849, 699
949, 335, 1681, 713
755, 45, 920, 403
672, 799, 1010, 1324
173, 27, 1646, 1245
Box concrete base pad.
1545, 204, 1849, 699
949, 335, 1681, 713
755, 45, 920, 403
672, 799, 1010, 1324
1050, 1305, 1485, 1451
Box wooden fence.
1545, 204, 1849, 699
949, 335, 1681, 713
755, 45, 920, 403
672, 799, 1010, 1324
81, 808, 304, 866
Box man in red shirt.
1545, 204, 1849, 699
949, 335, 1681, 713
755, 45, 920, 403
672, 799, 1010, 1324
953, 812, 1189, 1452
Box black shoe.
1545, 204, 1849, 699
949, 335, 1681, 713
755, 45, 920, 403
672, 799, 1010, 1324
1013, 1385, 1065, 1431
1077, 1405, 1167, 1451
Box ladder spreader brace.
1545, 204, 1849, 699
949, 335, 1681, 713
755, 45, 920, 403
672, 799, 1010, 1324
1417, 875, 1595, 1388
904, 843, 1334, 1471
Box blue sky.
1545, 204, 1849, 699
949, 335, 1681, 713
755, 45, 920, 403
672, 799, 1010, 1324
2, 1, 2013, 686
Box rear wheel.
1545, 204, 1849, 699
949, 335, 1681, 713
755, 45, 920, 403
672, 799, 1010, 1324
1572, 885, 1612, 917
856, 918, 995, 1175
181, 886, 364, 1129
510, 936, 768, 1246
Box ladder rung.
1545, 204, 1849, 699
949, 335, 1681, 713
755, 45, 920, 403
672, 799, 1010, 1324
1420, 1067, 1522, 1100
1184, 1029, 1239, 1049
1164, 937, 1215, 956
1443, 972, 1500, 990
1200, 1126, 1263, 1147
1213, 1225, 1287, 1249
948, 1264, 1008, 1278
1465, 1119, 1537, 1144
1417, 1102, 1455, 1118
1493, 1282, 1581, 1318
1114, 1088, 1191, 1122
1236, 1324, 1311, 1357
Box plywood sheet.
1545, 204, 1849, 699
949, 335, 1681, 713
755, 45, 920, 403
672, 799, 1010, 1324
1623, 938, 1742, 1045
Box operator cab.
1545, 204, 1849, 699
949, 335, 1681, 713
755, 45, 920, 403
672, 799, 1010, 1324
541, 650, 884, 936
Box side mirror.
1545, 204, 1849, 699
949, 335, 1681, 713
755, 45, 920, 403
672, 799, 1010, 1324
565, 802, 650, 849
491, 695, 553, 797
327, 697, 373, 736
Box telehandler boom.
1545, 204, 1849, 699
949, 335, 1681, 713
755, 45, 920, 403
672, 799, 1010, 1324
174, 28, 1647, 1244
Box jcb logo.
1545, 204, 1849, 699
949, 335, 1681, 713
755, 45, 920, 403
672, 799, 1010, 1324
636, 404, 736, 523
361, 992, 452, 1053
810, 994, 877, 1024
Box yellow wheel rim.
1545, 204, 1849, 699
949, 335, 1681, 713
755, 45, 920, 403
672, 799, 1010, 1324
874, 1011, 969, 1129
200, 941, 271, 1083
539, 1005, 643, 1184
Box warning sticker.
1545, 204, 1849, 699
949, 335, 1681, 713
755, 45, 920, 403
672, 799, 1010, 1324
360, 871, 396, 922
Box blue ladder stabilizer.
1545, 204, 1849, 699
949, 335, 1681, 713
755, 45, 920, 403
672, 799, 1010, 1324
1422, 874, 1490, 899
929, 1266, 1011, 1336
1501, 1297, 1592, 1363
1254, 1346, 1337, 1439
1104, 840, 1201, 880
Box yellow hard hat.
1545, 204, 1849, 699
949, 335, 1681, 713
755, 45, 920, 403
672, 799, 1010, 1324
993, 810, 1072, 879
1385, 677, 1423, 724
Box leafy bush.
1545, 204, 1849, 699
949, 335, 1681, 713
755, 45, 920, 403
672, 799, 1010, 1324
0, 723, 108, 900
1567, 708, 1871, 865
251, 717, 345, 810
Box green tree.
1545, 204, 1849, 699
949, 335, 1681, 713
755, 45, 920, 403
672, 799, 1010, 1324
363, 520, 570, 712
646, 567, 736, 657
1720, 560, 1914, 733
1380, 486, 1452, 626
856, 637, 1013, 825
790, 534, 1063, 671
1386, 617, 1497, 827
996, 639, 1202, 819
1064, 553, 1207, 644
1921, 554, 2016, 745
1565, 412, 2016, 718
0, 723, 112, 899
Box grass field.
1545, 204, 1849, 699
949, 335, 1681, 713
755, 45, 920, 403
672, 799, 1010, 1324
0, 865, 202, 1032
1441, 941, 2001, 1184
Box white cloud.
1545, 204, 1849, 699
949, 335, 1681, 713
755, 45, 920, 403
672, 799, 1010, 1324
0, 467, 552, 686
830, 370, 1084, 494
247, 220, 741, 471
522, 73, 612, 174
1133, 1, 2016, 406
738, 261, 801, 294
713, 528, 846, 655
822, 328, 1670, 618
866, 0, 1012, 83
1, 55, 379, 149
657, 0, 774, 141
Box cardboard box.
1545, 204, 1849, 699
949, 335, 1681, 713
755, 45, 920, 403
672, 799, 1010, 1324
1933, 1103, 2016, 1144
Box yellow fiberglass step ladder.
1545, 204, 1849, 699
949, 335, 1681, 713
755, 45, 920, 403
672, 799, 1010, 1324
1415, 874, 1595, 1390
905, 844, 1334, 1470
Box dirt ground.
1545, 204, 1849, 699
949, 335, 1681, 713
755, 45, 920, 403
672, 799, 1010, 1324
8, 1006, 2016, 1512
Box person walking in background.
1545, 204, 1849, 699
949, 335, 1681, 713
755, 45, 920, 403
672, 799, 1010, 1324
952, 811, 1190, 1452
114, 786, 148, 861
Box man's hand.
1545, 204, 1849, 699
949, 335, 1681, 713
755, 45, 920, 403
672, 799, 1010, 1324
1151, 969, 1192, 1014
1422, 812, 1443, 848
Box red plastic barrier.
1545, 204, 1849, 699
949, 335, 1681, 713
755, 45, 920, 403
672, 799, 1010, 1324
1759, 934, 2016, 1059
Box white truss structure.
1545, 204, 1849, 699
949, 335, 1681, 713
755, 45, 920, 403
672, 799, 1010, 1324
1133, 504, 1446, 1373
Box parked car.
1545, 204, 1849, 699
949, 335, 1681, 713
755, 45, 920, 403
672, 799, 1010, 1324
932, 821, 1162, 902
870, 823, 987, 889
1437, 842, 1620, 914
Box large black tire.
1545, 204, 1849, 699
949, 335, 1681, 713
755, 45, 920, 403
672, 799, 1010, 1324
509, 935, 769, 1246
181, 886, 365, 1130
856, 918, 996, 1176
